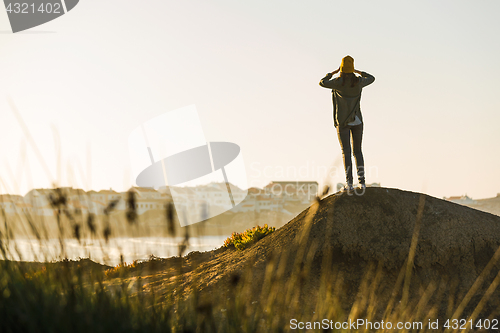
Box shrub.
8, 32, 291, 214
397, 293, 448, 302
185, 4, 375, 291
104, 259, 139, 278
223, 224, 276, 250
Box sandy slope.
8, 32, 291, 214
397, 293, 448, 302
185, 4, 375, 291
106, 187, 500, 320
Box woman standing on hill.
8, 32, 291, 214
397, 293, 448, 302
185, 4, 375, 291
319, 55, 375, 193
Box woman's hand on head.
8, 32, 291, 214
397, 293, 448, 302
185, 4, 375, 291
331, 67, 340, 75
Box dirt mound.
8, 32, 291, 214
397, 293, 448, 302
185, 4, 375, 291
143, 187, 500, 319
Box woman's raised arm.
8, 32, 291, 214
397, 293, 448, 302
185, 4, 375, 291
319, 67, 341, 89
355, 69, 375, 87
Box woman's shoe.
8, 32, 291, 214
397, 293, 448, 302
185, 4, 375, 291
340, 184, 354, 194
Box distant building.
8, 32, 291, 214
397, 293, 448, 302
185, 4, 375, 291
445, 195, 477, 205
2, 181, 325, 220
67, 199, 89, 215
129, 187, 171, 215
130, 187, 164, 200
99, 189, 122, 202
0, 195, 25, 214
265, 181, 319, 203
87, 190, 104, 204
247, 187, 262, 196
24, 189, 57, 216
64, 188, 87, 202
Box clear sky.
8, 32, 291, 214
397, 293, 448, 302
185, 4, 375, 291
0, 0, 499, 199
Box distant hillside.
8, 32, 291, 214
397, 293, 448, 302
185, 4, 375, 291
465, 195, 500, 216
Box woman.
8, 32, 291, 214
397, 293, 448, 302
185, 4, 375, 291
319, 55, 375, 193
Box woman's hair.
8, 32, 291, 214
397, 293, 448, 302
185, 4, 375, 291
340, 72, 360, 88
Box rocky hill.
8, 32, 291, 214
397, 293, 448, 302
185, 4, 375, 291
110, 187, 500, 322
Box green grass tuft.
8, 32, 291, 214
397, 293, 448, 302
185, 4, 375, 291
223, 224, 275, 250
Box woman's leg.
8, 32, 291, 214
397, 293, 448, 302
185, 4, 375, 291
336, 125, 353, 185
350, 123, 365, 184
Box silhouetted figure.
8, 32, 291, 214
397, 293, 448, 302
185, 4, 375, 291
319, 55, 375, 193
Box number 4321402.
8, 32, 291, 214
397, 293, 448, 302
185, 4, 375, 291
443, 319, 498, 330
6, 3, 62, 14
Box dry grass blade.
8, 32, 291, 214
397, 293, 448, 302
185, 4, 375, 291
104, 199, 120, 216
125, 190, 137, 224
7, 97, 54, 183
447, 243, 500, 332
165, 201, 176, 236
178, 227, 190, 258
459, 268, 500, 333
401, 194, 426, 308
86, 213, 96, 235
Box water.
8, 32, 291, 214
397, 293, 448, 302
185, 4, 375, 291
1, 236, 229, 266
